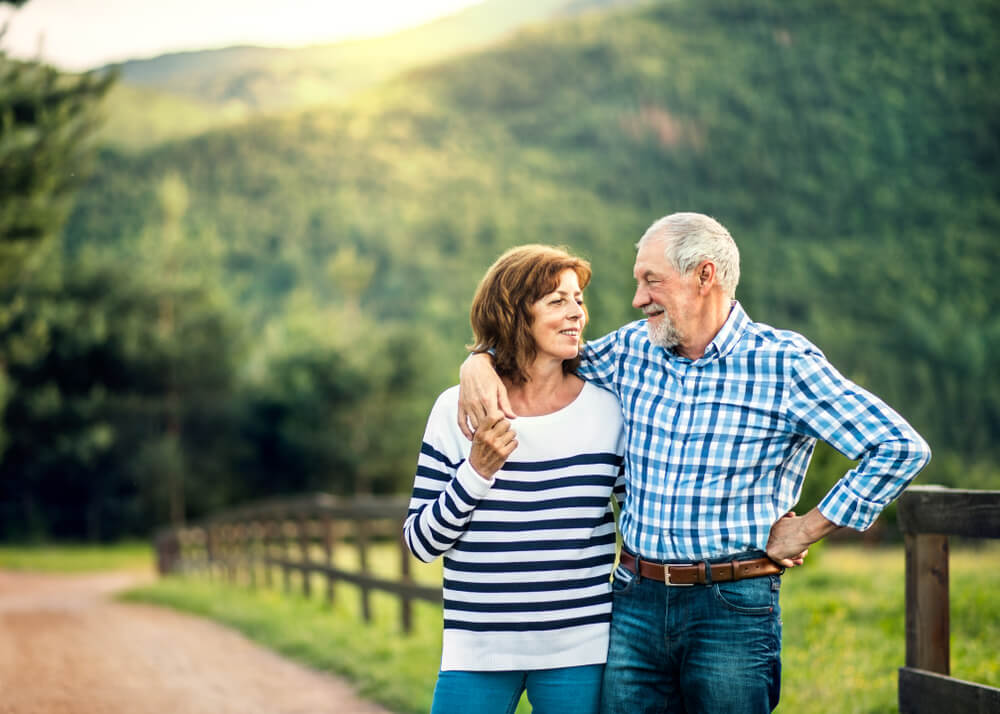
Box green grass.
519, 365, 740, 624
122, 543, 1000, 714
0, 541, 154, 573
779, 542, 1000, 713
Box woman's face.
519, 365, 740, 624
528, 269, 586, 364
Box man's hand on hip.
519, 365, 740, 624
766, 508, 840, 568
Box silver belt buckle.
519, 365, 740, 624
665, 562, 696, 587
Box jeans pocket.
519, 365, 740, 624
611, 564, 636, 595
712, 576, 777, 615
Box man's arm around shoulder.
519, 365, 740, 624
457, 352, 514, 439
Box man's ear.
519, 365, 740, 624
696, 261, 716, 293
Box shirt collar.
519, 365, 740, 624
699, 300, 748, 363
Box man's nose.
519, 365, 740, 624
632, 285, 648, 309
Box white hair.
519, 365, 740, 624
636, 212, 740, 298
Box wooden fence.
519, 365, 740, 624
896, 486, 1000, 713
154, 493, 440, 633
155, 485, 1000, 700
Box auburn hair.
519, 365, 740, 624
469, 245, 592, 384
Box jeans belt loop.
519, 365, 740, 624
701, 559, 713, 586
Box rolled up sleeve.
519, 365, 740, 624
784, 352, 932, 531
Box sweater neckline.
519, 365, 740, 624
510, 381, 593, 423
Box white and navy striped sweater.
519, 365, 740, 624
404, 382, 625, 672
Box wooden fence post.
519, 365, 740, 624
226, 523, 237, 583
904, 533, 950, 674
281, 512, 292, 594
235, 522, 245, 584
266, 516, 277, 588
155, 530, 179, 575
217, 523, 227, 581
250, 514, 267, 588
242, 521, 252, 586
299, 511, 312, 598
206, 524, 216, 580
357, 516, 372, 623
399, 534, 413, 633
323, 512, 335, 605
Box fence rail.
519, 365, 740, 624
896, 486, 1000, 713
154, 493, 440, 633
156, 486, 1000, 699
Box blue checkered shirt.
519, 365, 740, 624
578, 301, 931, 561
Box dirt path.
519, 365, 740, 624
0, 571, 394, 714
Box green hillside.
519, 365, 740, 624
96, 83, 251, 151
108, 0, 642, 113
16, 0, 999, 537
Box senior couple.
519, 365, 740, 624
403, 212, 930, 714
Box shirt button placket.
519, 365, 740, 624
665, 359, 693, 559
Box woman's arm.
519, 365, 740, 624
404, 403, 517, 562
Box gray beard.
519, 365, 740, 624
647, 313, 683, 349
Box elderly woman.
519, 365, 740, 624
403, 245, 625, 714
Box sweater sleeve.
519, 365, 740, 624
403, 390, 495, 563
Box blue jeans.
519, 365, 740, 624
430, 664, 605, 714
600, 554, 782, 714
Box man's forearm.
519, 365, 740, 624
801, 507, 840, 543
457, 351, 510, 438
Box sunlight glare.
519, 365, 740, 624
0, 0, 484, 71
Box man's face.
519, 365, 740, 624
631, 238, 698, 349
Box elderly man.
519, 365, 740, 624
458, 212, 930, 713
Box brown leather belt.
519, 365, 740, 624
619, 550, 782, 586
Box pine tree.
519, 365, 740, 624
0, 0, 114, 489
0, 36, 113, 281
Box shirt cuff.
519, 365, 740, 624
817, 477, 884, 531
455, 459, 495, 500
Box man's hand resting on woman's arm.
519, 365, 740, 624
458, 352, 515, 439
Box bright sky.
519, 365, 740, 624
0, 0, 484, 71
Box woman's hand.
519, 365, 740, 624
468, 413, 518, 480
458, 353, 515, 440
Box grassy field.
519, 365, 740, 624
780, 542, 1000, 711
115, 542, 1000, 714
0, 541, 153, 573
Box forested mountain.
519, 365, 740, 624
94, 83, 252, 150
7, 0, 998, 539
97, 0, 645, 148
